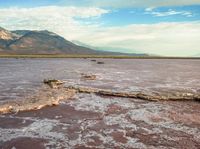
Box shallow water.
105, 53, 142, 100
1, 94, 200, 148
0, 58, 200, 148
0, 58, 200, 102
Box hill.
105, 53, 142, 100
0, 27, 148, 56
0, 27, 104, 54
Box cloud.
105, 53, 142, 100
80, 22, 200, 56
0, 6, 109, 39
145, 8, 193, 17
145, 7, 155, 12
0, 6, 199, 56
62, 0, 200, 8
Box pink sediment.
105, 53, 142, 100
0, 81, 199, 114
0, 86, 76, 114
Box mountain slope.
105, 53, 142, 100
9, 30, 96, 54
0, 27, 148, 56
11, 30, 31, 37
0, 27, 18, 49
0, 27, 104, 54
73, 40, 148, 56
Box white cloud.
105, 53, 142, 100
0, 6, 109, 39
80, 22, 200, 56
145, 8, 193, 17
145, 7, 155, 12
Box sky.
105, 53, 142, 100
0, 0, 200, 56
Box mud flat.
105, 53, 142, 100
1, 92, 200, 148
0, 82, 200, 148
1, 81, 199, 115
0, 85, 76, 114
0, 58, 200, 148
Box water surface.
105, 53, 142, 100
0, 58, 200, 148
0, 58, 200, 102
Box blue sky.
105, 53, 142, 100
0, 0, 200, 56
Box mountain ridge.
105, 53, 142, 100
0, 27, 105, 55
0, 27, 148, 56
72, 40, 148, 56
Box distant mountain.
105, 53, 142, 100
0, 27, 148, 56
8, 30, 99, 54
11, 30, 31, 37
72, 40, 148, 56
0, 27, 105, 54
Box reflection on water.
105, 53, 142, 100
0, 58, 200, 102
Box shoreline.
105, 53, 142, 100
0, 54, 200, 59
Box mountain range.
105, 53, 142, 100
0, 27, 147, 56
72, 40, 147, 56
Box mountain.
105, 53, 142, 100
8, 30, 103, 54
0, 27, 105, 54
11, 30, 31, 36
72, 40, 148, 56
0, 27, 19, 49
0, 27, 148, 56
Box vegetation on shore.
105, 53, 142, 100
0, 54, 199, 59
